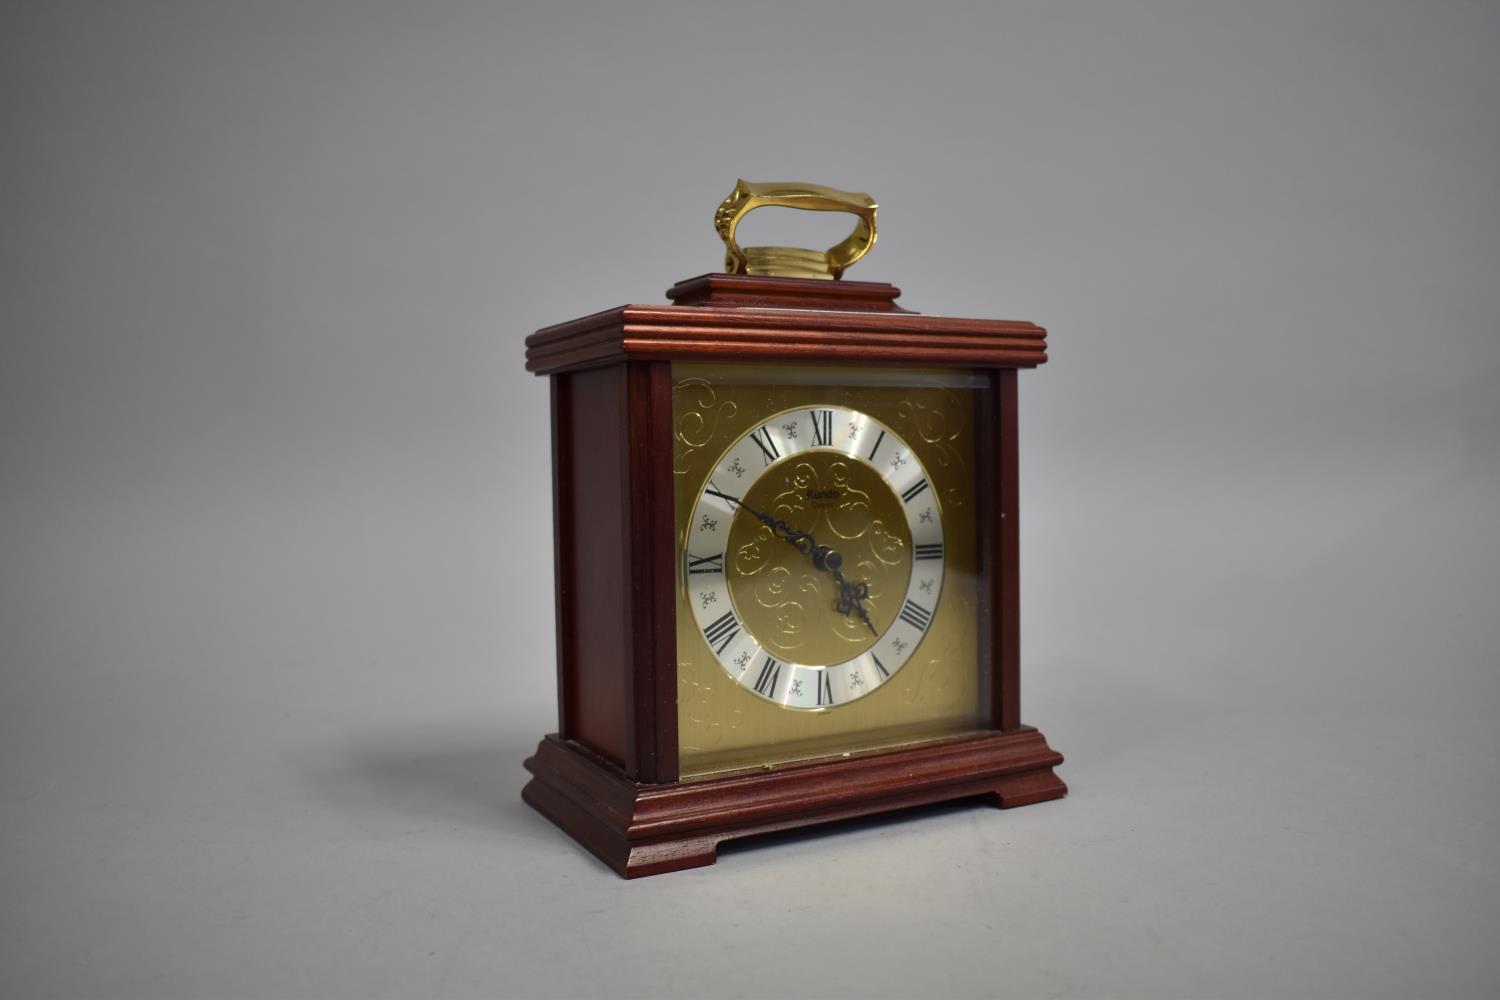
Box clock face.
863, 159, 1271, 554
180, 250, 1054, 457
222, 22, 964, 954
685, 406, 945, 709
672, 364, 987, 776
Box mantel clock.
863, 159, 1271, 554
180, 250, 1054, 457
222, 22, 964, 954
521, 181, 1065, 877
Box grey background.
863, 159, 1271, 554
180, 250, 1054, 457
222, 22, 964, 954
3, 1, 1497, 997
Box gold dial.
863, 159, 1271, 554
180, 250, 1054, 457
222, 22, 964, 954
726, 447, 909, 666
674, 364, 985, 775
687, 406, 944, 709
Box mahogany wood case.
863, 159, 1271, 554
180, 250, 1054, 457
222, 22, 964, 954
522, 273, 1065, 877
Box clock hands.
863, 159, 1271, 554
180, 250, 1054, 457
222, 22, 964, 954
706, 488, 879, 636
829, 569, 877, 637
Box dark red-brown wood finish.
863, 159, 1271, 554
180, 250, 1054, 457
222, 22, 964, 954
525, 273, 1064, 877
524, 281, 1046, 376
545, 362, 677, 782
524, 729, 1064, 878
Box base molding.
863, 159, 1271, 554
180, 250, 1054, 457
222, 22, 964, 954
522, 728, 1065, 878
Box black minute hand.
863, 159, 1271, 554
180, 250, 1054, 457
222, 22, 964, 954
707, 488, 878, 636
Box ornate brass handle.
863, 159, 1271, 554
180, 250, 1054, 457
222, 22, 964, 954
714, 180, 878, 280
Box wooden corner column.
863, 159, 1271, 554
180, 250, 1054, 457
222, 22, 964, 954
522, 274, 1064, 878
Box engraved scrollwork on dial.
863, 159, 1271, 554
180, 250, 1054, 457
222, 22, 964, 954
862, 518, 907, 568
770, 461, 873, 541
687, 404, 946, 710
677, 669, 742, 750
896, 396, 955, 446
748, 565, 817, 652
673, 376, 980, 772
897, 394, 968, 511
747, 458, 903, 659
673, 378, 740, 477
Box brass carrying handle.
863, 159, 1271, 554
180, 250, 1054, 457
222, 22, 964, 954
714, 180, 878, 280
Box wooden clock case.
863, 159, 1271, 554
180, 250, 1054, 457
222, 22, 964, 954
522, 273, 1065, 878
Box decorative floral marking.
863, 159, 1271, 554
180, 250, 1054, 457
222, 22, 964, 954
699, 591, 717, 610
727, 457, 746, 479
920, 508, 934, 524
699, 514, 718, 532
847, 422, 860, 440
920, 578, 934, 594
890, 453, 907, 471
782, 422, 798, 439
734, 650, 751, 669
893, 637, 908, 654
789, 678, 804, 696
849, 671, 864, 688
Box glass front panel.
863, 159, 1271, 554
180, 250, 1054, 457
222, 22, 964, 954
673, 363, 992, 776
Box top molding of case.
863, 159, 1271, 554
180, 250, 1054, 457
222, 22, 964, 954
524, 274, 1047, 375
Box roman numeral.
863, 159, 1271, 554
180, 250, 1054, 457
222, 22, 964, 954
866, 428, 886, 461
899, 599, 933, 632
749, 426, 780, 466
914, 543, 943, 561
816, 670, 834, 706
872, 653, 889, 679
901, 478, 930, 503
703, 610, 740, 654
810, 409, 833, 446
754, 656, 781, 695
688, 552, 724, 574
704, 479, 736, 506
